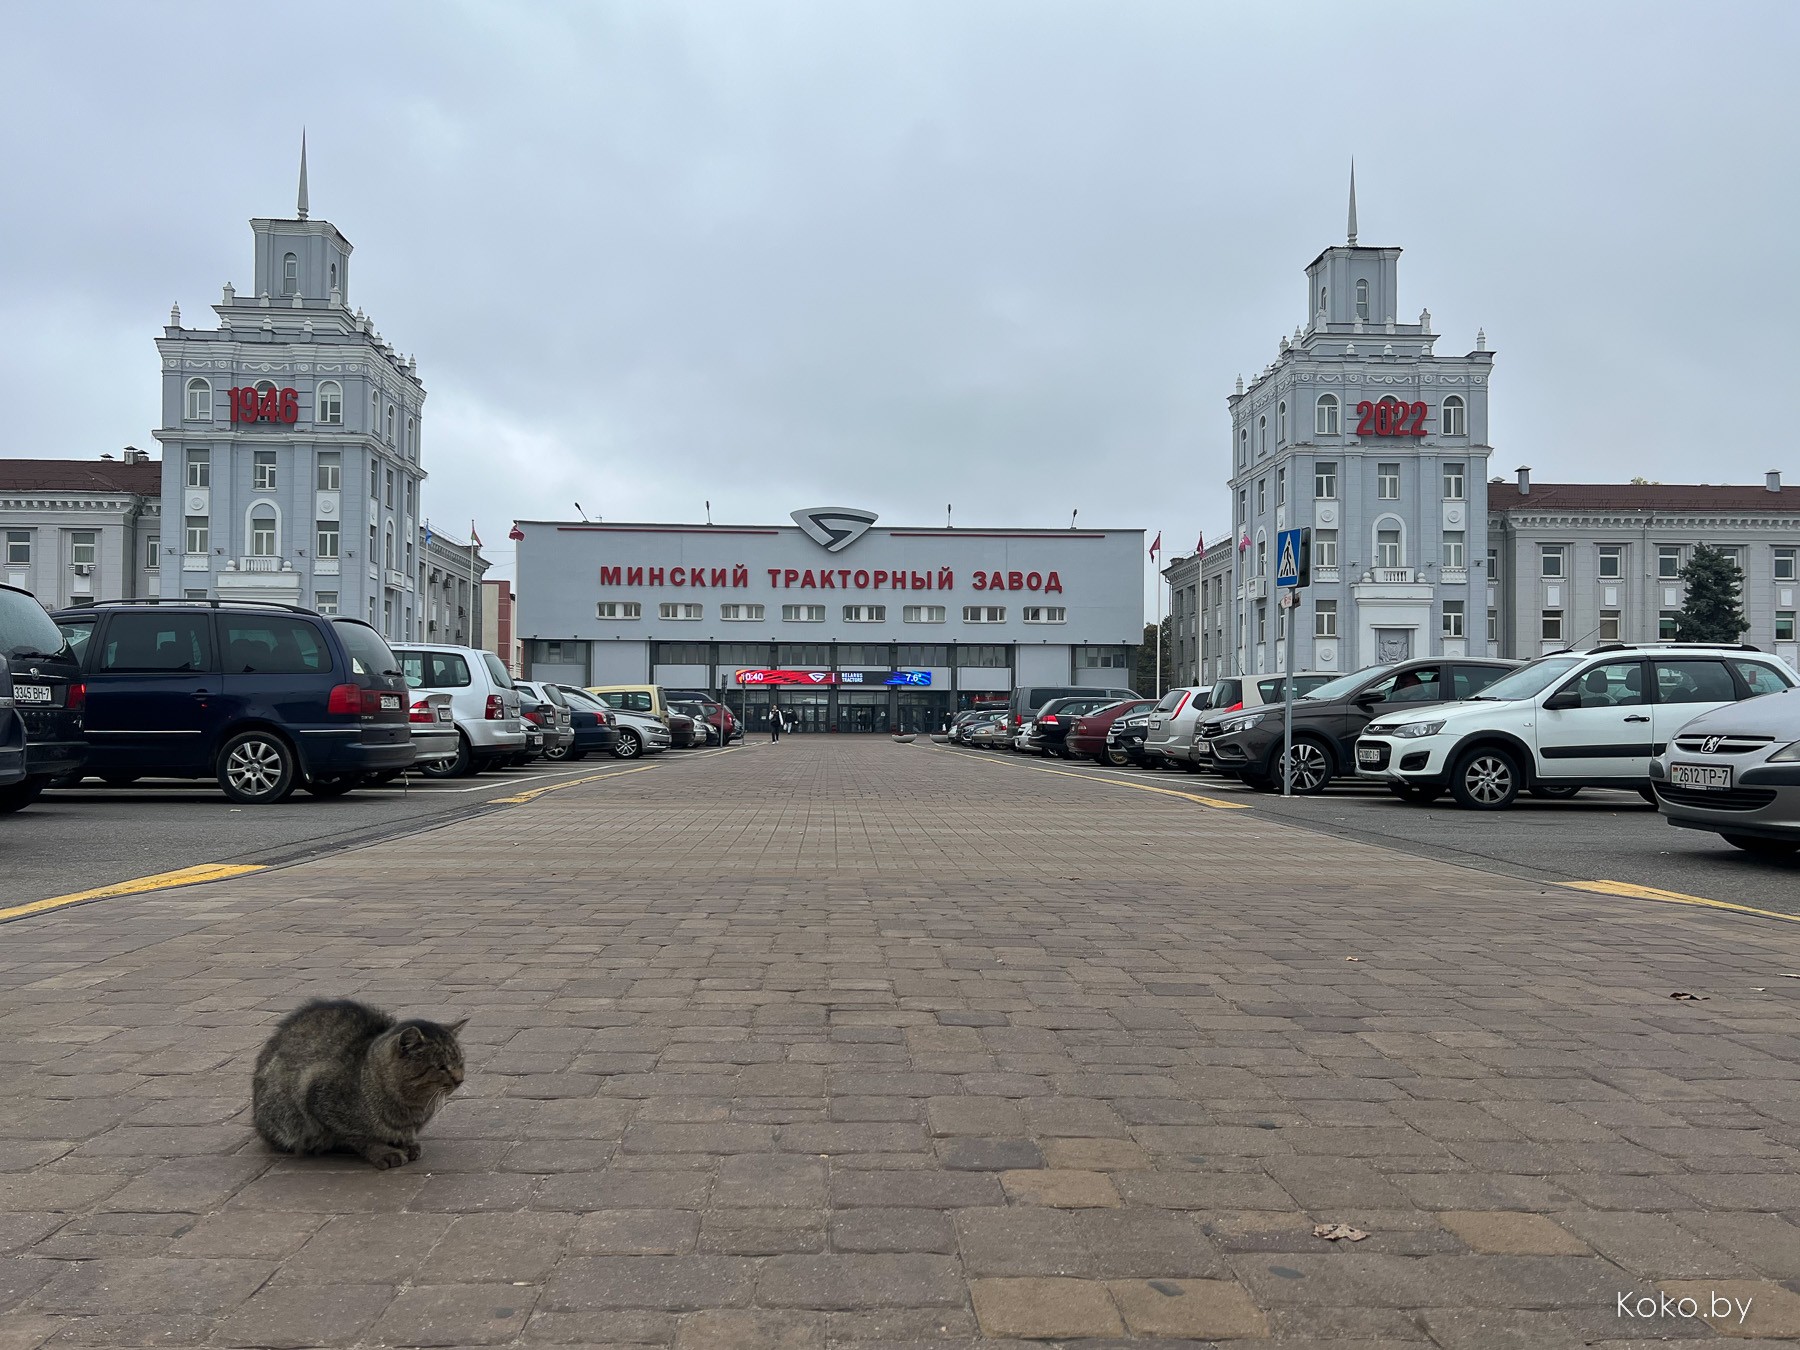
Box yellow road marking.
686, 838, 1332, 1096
493, 764, 656, 804
0, 864, 266, 924
1564, 879, 1800, 925
936, 744, 1250, 809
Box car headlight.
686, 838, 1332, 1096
1391, 720, 1446, 739
1220, 713, 1266, 734
1771, 741, 1800, 762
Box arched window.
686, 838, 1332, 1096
282, 253, 299, 296
184, 377, 212, 421
1355, 278, 1370, 321
1315, 393, 1340, 435
254, 379, 276, 398
1373, 516, 1405, 569
250, 506, 278, 557
386, 407, 395, 443
1258, 416, 1267, 456
1318, 286, 1327, 314
370, 389, 380, 431
1238, 429, 1248, 466
329, 262, 338, 291
317, 381, 342, 425
1277, 401, 1287, 442
1441, 394, 1466, 436
406, 417, 415, 455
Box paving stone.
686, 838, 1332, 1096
698, 1207, 824, 1255
830, 1207, 956, 1254
1438, 1211, 1591, 1256
275, 1213, 455, 1283
1107, 1276, 1270, 1338
711, 1156, 826, 1208
969, 1276, 1124, 1338
675, 1308, 824, 1350
757, 1254, 964, 1309
542, 1256, 756, 1311
568, 1208, 700, 1256
369, 1283, 536, 1346
418, 1212, 577, 1282
957, 1206, 1225, 1279
210, 1282, 394, 1348
999, 1169, 1120, 1208
937, 1138, 1043, 1171
27, 1257, 272, 1315
1040, 1137, 1150, 1171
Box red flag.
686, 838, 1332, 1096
1195, 532, 1205, 554
508, 524, 525, 542
470, 520, 482, 547
1149, 531, 1162, 558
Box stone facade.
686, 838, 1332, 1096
420, 527, 488, 646
0, 452, 162, 609
1161, 551, 1202, 687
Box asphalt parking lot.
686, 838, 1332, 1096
945, 745, 1800, 917
1, 748, 739, 912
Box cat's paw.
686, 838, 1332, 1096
403, 1141, 423, 1162
363, 1145, 410, 1170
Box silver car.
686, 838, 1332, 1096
1651, 684, 1800, 857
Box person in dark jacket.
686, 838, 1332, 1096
769, 704, 785, 742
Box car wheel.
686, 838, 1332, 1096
0, 778, 49, 814
1389, 783, 1444, 805
614, 729, 643, 759
1722, 834, 1800, 857
1530, 784, 1582, 800
1277, 738, 1333, 794
421, 733, 471, 779
1450, 746, 1520, 810
217, 731, 297, 804
306, 774, 359, 799
543, 742, 570, 762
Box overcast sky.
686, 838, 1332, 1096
3, 1, 1796, 587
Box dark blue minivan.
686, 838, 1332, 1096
53, 600, 415, 804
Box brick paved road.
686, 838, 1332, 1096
4, 738, 1800, 1347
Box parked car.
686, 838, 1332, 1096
402, 692, 461, 777
587, 693, 672, 758
1142, 684, 1216, 771
1105, 706, 1156, 766
0, 661, 27, 797
2, 583, 86, 811
1032, 695, 1133, 759
1006, 684, 1138, 736
1067, 698, 1153, 764
587, 683, 671, 725
1650, 680, 1800, 856
1356, 643, 1798, 810
516, 681, 575, 762
1209, 657, 1517, 792
666, 689, 740, 743
1012, 718, 1039, 753
950, 708, 1000, 743
390, 642, 525, 778
1190, 672, 1338, 772
53, 600, 414, 804
514, 691, 552, 765
668, 711, 703, 748
549, 685, 621, 759
671, 700, 722, 745
965, 716, 1012, 748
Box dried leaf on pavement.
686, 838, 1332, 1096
1313, 1222, 1369, 1242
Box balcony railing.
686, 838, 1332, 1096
1370, 567, 1416, 584
237, 556, 284, 573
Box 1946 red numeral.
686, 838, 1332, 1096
227, 386, 299, 425
1354, 399, 1428, 437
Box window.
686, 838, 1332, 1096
1258, 416, 1267, 456
250, 509, 277, 557
1314, 529, 1337, 568
1315, 599, 1337, 638
370, 390, 380, 432
253, 450, 277, 490
1598, 545, 1622, 580
329, 262, 337, 291
1256, 478, 1266, 513
778, 644, 831, 664
282, 253, 298, 296
596, 601, 642, 619
1659, 610, 1679, 639
1442, 463, 1465, 500
224, 617, 326, 674
1355, 278, 1369, 320
903, 605, 946, 624
397, 651, 474, 689
838, 644, 891, 666
185, 516, 209, 555
719, 603, 764, 621
406, 417, 416, 457
1658, 546, 1682, 579
1378, 463, 1400, 499
1074, 646, 1124, 669
97, 613, 214, 673
386, 407, 395, 443
1441, 395, 1466, 436
316, 452, 341, 492
1733, 658, 1792, 695
962, 605, 1005, 623
1277, 468, 1286, 506
5, 530, 30, 566
1541, 611, 1564, 641
651, 641, 709, 664
70, 532, 96, 567
385, 467, 395, 509
1442, 531, 1465, 569
1319, 285, 1327, 312
1376, 527, 1402, 568
184, 378, 212, 421
1022, 606, 1066, 623
1256, 538, 1266, 576
1314, 461, 1337, 499
315, 522, 339, 558
1238, 429, 1248, 467
1278, 401, 1287, 442
1540, 545, 1565, 578
186, 449, 210, 489
1488, 606, 1498, 634
315, 591, 338, 616
369, 458, 380, 501
404, 479, 414, 519
1236, 489, 1247, 524
719, 643, 768, 665
368, 524, 378, 562
1315, 394, 1340, 436
1655, 659, 1736, 705
1778, 612, 1797, 642
1599, 610, 1621, 641
1256, 601, 1267, 642
782, 604, 826, 622
1442, 600, 1465, 639
843, 605, 887, 623
897, 644, 948, 666
317, 381, 342, 425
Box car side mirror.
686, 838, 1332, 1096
1354, 694, 1380, 709
1544, 689, 1580, 712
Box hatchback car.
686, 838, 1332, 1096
1032, 695, 1132, 758
391, 643, 526, 777
1650, 682, 1800, 856
586, 694, 672, 758
670, 700, 722, 745
1190, 672, 1337, 772
2, 583, 86, 810
1066, 698, 1152, 764
515, 682, 574, 762
1105, 706, 1156, 765
1141, 685, 1216, 770
53, 601, 414, 804
550, 684, 622, 759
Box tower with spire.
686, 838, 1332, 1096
151, 137, 428, 639
1209, 165, 1496, 680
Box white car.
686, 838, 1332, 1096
1354, 643, 1798, 810
390, 643, 526, 777
589, 695, 671, 759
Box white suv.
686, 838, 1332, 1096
1355, 644, 1798, 810
391, 643, 525, 777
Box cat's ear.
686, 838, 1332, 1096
397, 1025, 426, 1055
446, 1018, 468, 1036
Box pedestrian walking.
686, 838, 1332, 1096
769, 704, 784, 743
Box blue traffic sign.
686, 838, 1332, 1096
1275, 529, 1303, 587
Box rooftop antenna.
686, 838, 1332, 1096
946, 503, 953, 529
297, 130, 310, 220
1070, 508, 1079, 529
574, 502, 591, 522
705, 500, 712, 524
1346, 157, 1357, 245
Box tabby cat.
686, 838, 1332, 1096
252, 998, 466, 1169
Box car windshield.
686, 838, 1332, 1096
1469, 656, 1583, 701
1299, 663, 1391, 702
560, 688, 607, 712
1, 590, 72, 660
331, 620, 401, 678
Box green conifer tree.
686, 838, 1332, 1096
1674, 544, 1748, 643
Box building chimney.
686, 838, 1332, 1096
1767, 470, 1782, 493
1516, 466, 1531, 495
100, 452, 114, 461
123, 445, 147, 464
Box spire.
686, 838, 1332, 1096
297, 130, 311, 220
1346, 158, 1357, 246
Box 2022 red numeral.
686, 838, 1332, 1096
228, 386, 299, 424
1354, 399, 1427, 437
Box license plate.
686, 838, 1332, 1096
379, 694, 400, 711
1193, 741, 1211, 757
1357, 747, 1383, 765
1149, 718, 1163, 728
1670, 762, 1731, 791
13, 684, 51, 704
435, 706, 451, 722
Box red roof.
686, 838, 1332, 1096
0, 458, 162, 496
1489, 480, 1798, 513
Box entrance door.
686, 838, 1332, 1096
837, 691, 890, 734
783, 690, 830, 733
1375, 628, 1413, 662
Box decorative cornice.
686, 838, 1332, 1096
1491, 511, 1800, 531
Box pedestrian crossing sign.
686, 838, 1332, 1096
1276, 529, 1303, 587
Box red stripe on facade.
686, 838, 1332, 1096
884, 532, 1109, 540
551, 525, 783, 535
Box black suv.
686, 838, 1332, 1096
1208, 656, 1518, 793
52, 600, 415, 804
0, 583, 87, 812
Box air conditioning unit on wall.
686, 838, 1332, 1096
73, 563, 93, 576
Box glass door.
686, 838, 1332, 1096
837, 690, 891, 733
